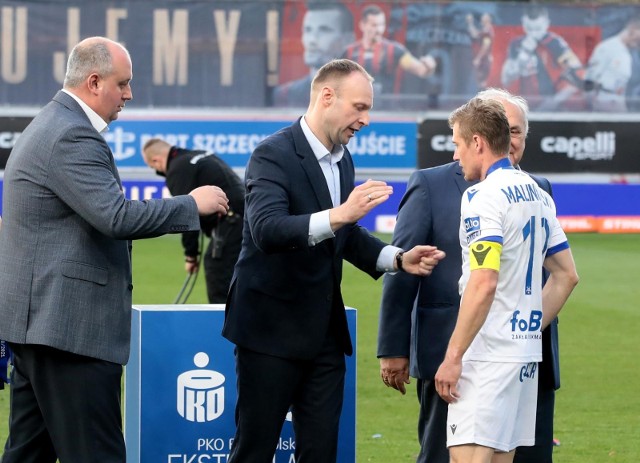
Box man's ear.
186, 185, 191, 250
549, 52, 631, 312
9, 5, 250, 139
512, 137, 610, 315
472, 134, 483, 153
87, 73, 101, 94
320, 85, 335, 106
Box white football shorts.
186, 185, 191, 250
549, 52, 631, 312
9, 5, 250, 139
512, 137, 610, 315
446, 360, 538, 452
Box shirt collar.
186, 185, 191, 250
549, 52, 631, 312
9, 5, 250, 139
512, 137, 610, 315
62, 89, 109, 134
300, 116, 344, 163
486, 157, 514, 176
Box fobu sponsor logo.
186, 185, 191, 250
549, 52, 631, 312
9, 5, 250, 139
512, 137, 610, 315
540, 132, 615, 161
464, 216, 481, 233
510, 310, 542, 332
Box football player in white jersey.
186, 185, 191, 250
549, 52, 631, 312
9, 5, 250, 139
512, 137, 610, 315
434, 98, 579, 463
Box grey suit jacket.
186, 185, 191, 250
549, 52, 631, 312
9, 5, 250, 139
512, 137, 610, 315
0, 91, 200, 365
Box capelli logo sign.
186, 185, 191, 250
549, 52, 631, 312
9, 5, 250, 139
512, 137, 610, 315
540, 132, 615, 161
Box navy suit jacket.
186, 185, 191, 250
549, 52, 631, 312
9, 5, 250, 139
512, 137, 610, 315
223, 118, 387, 360
378, 162, 560, 390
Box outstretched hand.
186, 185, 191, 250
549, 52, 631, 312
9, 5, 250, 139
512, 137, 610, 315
189, 185, 229, 216
402, 246, 446, 276
330, 179, 392, 231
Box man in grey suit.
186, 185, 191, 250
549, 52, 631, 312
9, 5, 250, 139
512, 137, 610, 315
0, 37, 229, 463
378, 88, 559, 463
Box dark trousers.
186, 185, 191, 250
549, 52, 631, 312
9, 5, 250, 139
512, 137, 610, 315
228, 335, 345, 463
2, 344, 125, 463
203, 220, 242, 304
416, 378, 449, 463
514, 384, 556, 462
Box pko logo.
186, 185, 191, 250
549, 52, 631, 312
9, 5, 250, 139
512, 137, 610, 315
464, 216, 481, 233
510, 310, 542, 332
177, 352, 225, 422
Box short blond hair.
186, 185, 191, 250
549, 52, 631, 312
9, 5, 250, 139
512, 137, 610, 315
448, 98, 510, 157
311, 59, 373, 93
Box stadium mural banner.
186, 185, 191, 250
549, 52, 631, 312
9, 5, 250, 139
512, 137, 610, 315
0, 116, 416, 170
418, 116, 640, 174
3, 1, 640, 112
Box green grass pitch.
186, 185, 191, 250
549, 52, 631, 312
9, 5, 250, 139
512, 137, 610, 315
0, 232, 638, 462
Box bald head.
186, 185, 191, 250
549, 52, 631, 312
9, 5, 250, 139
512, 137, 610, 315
64, 37, 130, 89
62, 36, 133, 124
309, 59, 373, 108
142, 138, 172, 173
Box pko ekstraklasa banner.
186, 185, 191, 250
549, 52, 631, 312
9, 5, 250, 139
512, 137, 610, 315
126, 306, 357, 463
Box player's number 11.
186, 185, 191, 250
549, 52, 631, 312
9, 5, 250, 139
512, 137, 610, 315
521, 215, 550, 295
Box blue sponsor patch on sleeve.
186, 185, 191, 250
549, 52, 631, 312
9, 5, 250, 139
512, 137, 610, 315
464, 216, 481, 233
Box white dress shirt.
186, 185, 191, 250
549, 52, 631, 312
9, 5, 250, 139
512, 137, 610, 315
300, 116, 399, 272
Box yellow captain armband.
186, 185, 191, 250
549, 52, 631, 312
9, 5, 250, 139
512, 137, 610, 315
469, 241, 502, 271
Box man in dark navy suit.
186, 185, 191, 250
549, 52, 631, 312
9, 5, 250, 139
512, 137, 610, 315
223, 59, 445, 463
378, 87, 559, 463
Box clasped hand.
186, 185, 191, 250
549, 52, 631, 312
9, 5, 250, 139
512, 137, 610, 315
402, 246, 446, 276
380, 357, 410, 394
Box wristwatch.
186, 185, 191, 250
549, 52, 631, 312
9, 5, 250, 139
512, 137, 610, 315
395, 250, 405, 272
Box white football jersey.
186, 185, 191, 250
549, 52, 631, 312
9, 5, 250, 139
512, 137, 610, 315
459, 160, 569, 362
